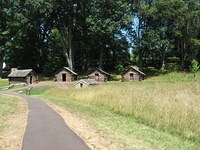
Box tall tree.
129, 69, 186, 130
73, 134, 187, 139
133, 0, 200, 70
86, 0, 132, 68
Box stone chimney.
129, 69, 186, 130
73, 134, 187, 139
11, 68, 18, 73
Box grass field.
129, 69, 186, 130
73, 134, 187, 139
0, 79, 8, 87
0, 95, 18, 131
0, 94, 27, 150
26, 72, 200, 150
0, 79, 28, 91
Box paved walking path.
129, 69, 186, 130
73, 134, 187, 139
1, 91, 91, 150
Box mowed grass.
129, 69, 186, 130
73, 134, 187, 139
0, 79, 8, 87
0, 78, 28, 91
0, 95, 18, 131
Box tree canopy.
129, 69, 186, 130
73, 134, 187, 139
0, 0, 199, 77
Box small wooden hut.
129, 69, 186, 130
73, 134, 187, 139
75, 79, 98, 88
122, 66, 145, 82
8, 68, 37, 85
55, 67, 78, 82
88, 68, 111, 82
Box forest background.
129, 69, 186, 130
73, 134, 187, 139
0, 0, 200, 77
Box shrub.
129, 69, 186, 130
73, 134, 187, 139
190, 59, 200, 78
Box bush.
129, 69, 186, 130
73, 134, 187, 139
115, 64, 125, 73
166, 63, 180, 71
190, 59, 200, 78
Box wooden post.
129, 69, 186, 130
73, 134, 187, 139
26, 87, 33, 95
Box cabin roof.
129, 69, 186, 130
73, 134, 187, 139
56, 67, 78, 75
64, 67, 78, 75
8, 69, 33, 77
76, 79, 98, 85
89, 68, 111, 76
125, 66, 145, 75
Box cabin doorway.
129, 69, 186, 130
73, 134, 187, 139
30, 76, 33, 84
62, 74, 66, 82
95, 73, 99, 81
130, 73, 134, 80
80, 83, 83, 88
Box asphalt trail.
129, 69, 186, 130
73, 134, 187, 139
1, 91, 91, 150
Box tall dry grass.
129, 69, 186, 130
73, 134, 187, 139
47, 78, 200, 141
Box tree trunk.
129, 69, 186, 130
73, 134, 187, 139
0, 53, 4, 78
60, 24, 74, 71
180, 39, 185, 71
161, 44, 166, 70
177, 39, 185, 71
161, 52, 165, 70
59, 0, 75, 71
99, 49, 103, 69
68, 24, 73, 71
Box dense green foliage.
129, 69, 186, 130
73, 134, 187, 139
134, 0, 200, 70
0, 0, 199, 76
191, 59, 200, 78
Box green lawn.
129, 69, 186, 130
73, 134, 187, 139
0, 79, 28, 91
0, 95, 18, 131
0, 84, 27, 91
145, 72, 200, 83
0, 79, 8, 87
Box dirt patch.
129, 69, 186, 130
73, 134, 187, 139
45, 102, 125, 150
0, 95, 28, 150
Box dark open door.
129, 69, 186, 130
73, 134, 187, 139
95, 73, 99, 81
80, 83, 83, 88
62, 74, 66, 82
130, 73, 134, 80
30, 76, 33, 84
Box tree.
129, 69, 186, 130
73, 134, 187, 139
1, 0, 199, 75
86, 0, 132, 69
0, 1, 10, 77
133, 0, 200, 70
191, 59, 199, 78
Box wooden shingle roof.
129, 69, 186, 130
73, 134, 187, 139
97, 68, 111, 76
64, 67, 78, 75
89, 68, 111, 76
8, 69, 33, 77
76, 79, 98, 85
56, 67, 78, 75
125, 66, 145, 75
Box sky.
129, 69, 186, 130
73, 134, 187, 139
3, 62, 6, 69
